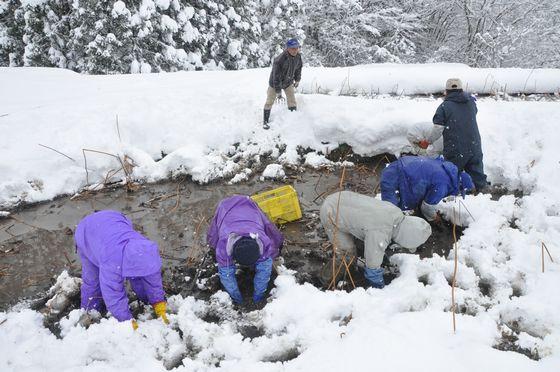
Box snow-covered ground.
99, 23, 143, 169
1, 64, 559, 371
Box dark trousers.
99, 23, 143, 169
446, 152, 488, 190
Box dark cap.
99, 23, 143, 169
233, 237, 260, 266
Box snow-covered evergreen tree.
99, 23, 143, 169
19, 0, 72, 68
2, 0, 558, 72
0, 0, 25, 67
257, 0, 304, 66
66, 1, 135, 74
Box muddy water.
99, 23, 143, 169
0, 157, 460, 310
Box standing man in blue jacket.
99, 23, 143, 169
380, 156, 475, 221
263, 38, 303, 129
424, 78, 488, 191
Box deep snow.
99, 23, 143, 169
0, 64, 559, 371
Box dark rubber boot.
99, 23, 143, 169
263, 109, 271, 129
288, 107, 297, 112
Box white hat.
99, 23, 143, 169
446, 78, 463, 90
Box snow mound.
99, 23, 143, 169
261, 164, 285, 179
304, 152, 333, 168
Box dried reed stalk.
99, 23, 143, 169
328, 166, 348, 289
542, 242, 554, 263
187, 215, 207, 266
541, 242, 554, 273
38, 144, 76, 162
82, 148, 137, 192
168, 184, 181, 213
116, 114, 122, 142
341, 255, 356, 289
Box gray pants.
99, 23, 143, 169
264, 85, 297, 110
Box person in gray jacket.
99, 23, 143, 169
263, 38, 303, 129
320, 191, 432, 289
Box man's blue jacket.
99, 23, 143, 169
381, 156, 473, 211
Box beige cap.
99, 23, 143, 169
446, 78, 463, 90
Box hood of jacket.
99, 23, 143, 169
445, 91, 471, 103
392, 216, 432, 252
122, 238, 162, 277
441, 158, 460, 195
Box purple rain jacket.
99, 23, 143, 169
75, 210, 165, 321
207, 195, 283, 267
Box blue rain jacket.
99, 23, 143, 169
381, 156, 468, 211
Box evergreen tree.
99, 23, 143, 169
0, 0, 25, 66
2, 0, 558, 72
67, 1, 134, 74
20, 0, 72, 68
257, 0, 304, 65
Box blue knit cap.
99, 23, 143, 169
233, 237, 260, 266
459, 171, 475, 198
286, 38, 300, 48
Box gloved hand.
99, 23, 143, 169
218, 265, 243, 304
153, 301, 169, 325
364, 267, 385, 289
131, 319, 138, 331
293, 81, 299, 88
418, 140, 430, 149
253, 258, 273, 303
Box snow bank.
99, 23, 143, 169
300, 63, 560, 95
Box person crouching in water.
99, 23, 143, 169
320, 191, 431, 289
75, 210, 168, 330
207, 195, 283, 304
380, 155, 475, 222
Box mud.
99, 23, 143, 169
0, 154, 463, 318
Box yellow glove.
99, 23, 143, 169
153, 301, 169, 325
131, 319, 138, 331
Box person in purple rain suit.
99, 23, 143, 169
207, 195, 283, 304
75, 210, 168, 329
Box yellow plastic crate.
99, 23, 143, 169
251, 185, 302, 224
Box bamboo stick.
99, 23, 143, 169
542, 242, 554, 263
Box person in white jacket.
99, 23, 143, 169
320, 191, 432, 288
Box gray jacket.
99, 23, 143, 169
268, 51, 302, 92
320, 191, 431, 269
